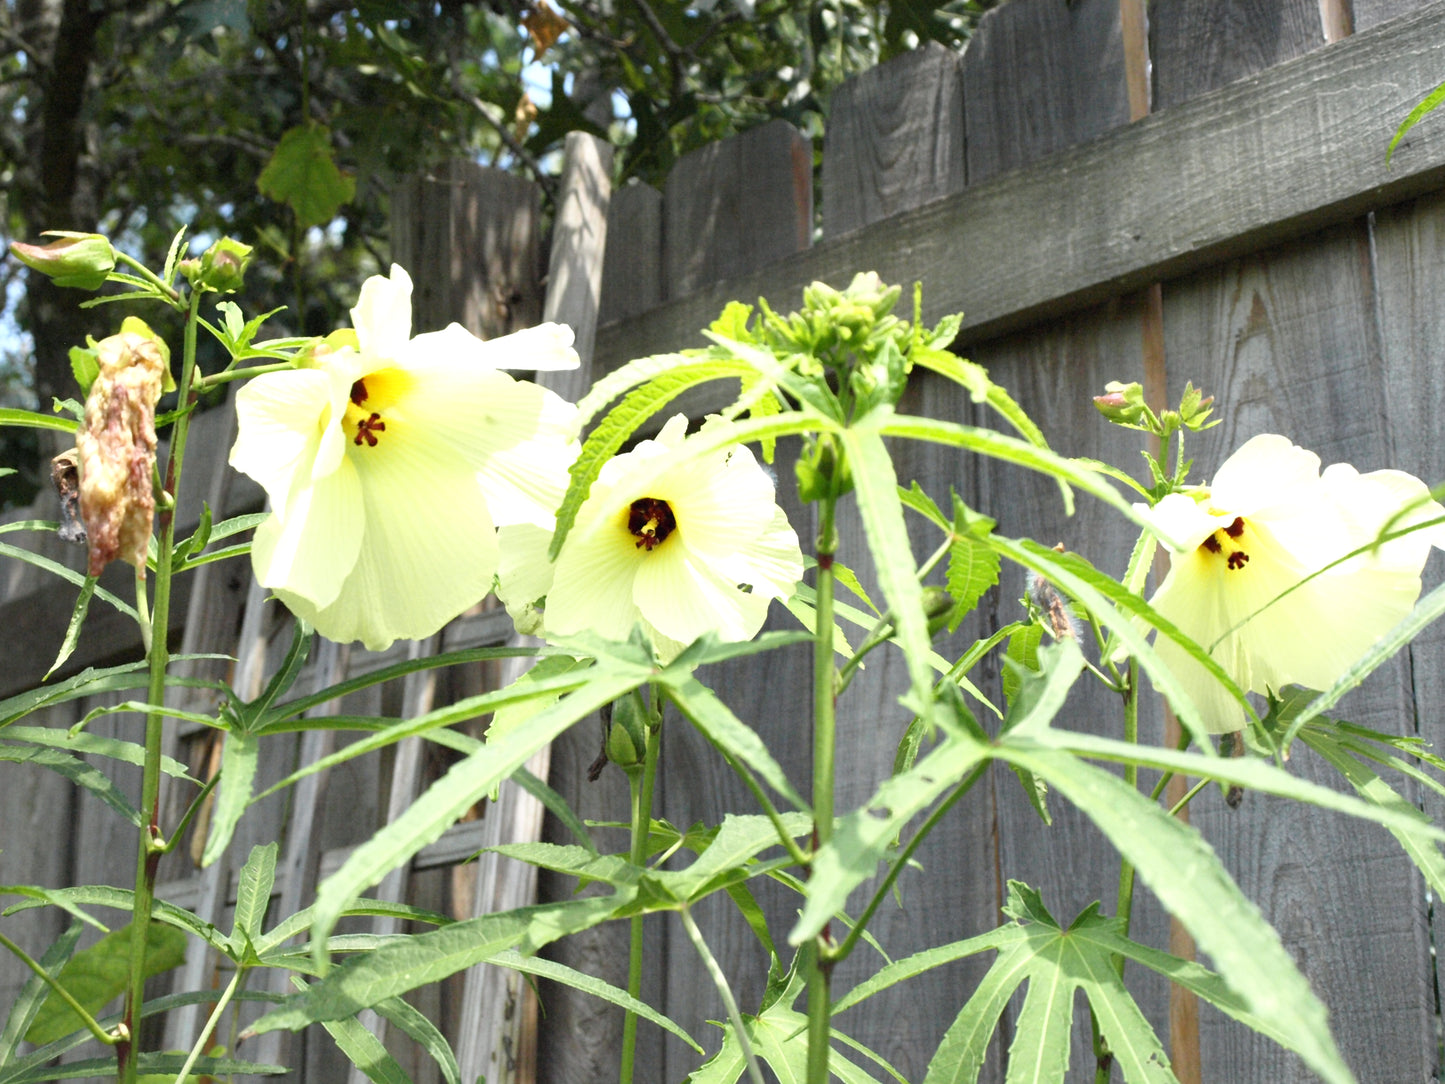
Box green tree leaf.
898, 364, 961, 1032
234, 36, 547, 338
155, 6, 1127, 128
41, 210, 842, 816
25, 921, 186, 1045
256, 124, 355, 229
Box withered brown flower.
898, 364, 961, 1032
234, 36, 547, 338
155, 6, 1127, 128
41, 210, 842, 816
75, 326, 167, 577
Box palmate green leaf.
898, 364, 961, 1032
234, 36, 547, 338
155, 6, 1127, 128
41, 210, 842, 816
202, 730, 258, 867
2, 886, 229, 955
991, 742, 1352, 1084
0, 744, 140, 826
1280, 577, 1445, 750
25, 921, 186, 1045
791, 732, 990, 945
840, 421, 934, 715
248, 894, 629, 1033
0, 727, 189, 779
660, 674, 808, 810
305, 661, 650, 968
230, 842, 278, 956
0, 923, 83, 1067
257, 123, 355, 229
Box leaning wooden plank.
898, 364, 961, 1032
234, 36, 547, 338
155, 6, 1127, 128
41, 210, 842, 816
593, 3, 1445, 367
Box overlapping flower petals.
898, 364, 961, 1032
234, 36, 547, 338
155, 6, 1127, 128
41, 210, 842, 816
1141, 434, 1445, 733
230, 265, 579, 651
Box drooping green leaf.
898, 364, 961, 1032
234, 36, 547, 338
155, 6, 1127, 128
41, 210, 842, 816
1387, 78, 1445, 164
304, 662, 649, 968
909, 349, 1048, 451
660, 674, 808, 811
202, 730, 258, 867
257, 123, 355, 229
25, 921, 186, 1045
0, 543, 137, 621
4, 1053, 284, 1081
45, 578, 96, 680
0, 409, 79, 435
0, 923, 83, 1066
486, 654, 590, 746
371, 996, 459, 1084
0, 745, 140, 826
230, 842, 278, 955
652, 813, 812, 902
248, 895, 629, 1032
0, 728, 189, 779
312, 992, 411, 1084
833, 926, 1022, 1016
2, 886, 229, 954
791, 732, 990, 945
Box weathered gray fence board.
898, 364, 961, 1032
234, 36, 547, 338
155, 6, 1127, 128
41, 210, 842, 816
821, 42, 964, 236
961, 0, 1128, 184
597, 182, 663, 326
1150, 0, 1327, 110
662, 119, 813, 301
1158, 219, 1435, 1081
1351, 0, 1438, 31
391, 160, 544, 336
595, 4, 1445, 375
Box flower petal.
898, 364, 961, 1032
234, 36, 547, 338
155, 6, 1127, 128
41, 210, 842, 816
230, 369, 334, 510
546, 516, 645, 640
351, 266, 413, 361
250, 455, 364, 611
1209, 434, 1322, 518
710, 506, 804, 601
293, 436, 500, 651
633, 540, 767, 645
409, 322, 580, 373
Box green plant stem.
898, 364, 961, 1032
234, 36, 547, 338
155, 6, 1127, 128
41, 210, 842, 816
618, 708, 662, 1084
1168, 777, 1210, 817
806, 496, 839, 1084
172, 966, 246, 1083
195, 361, 297, 390
118, 286, 202, 1084
679, 906, 765, 1084
112, 251, 182, 303
1113, 659, 1140, 982
0, 930, 118, 1047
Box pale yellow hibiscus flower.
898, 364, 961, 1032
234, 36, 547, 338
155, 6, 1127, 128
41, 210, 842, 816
1142, 434, 1445, 733
230, 265, 580, 651
497, 414, 804, 662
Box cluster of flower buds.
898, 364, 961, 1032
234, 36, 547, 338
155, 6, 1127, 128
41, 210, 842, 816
179, 237, 253, 293
1092, 380, 1216, 437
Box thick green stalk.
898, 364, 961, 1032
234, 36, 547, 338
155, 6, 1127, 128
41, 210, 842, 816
806, 496, 839, 1084
618, 704, 661, 1084
1113, 659, 1140, 979
118, 288, 202, 1084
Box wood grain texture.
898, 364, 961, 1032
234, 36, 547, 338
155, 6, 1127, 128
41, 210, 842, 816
597, 182, 663, 326
962, 0, 1128, 183
594, 4, 1445, 375
662, 119, 813, 300
1350, 0, 1437, 31
1159, 221, 1435, 1081
821, 41, 964, 237
1150, 0, 1326, 110
390, 160, 544, 337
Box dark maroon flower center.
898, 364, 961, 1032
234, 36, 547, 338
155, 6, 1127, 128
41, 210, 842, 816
628, 497, 677, 550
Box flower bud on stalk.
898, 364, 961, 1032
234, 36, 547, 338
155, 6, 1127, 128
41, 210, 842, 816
10, 232, 115, 290
179, 236, 253, 294
75, 323, 169, 577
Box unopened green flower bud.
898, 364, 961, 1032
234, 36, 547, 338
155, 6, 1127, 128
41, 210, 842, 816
605, 693, 650, 770
921, 585, 955, 635
1092, 380, 1150, 427
182, 236, 253, 293
796, 432, 853, 503
10, 232, 115, 290
841, 271, 902, 319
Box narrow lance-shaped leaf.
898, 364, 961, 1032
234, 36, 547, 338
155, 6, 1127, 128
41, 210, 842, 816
202, 730, 258, 867
305, 661, 650, 969
230, 842, 279, 955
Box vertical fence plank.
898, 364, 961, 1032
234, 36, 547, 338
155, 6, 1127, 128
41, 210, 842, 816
1150, 5, 1436, 1079
821, 41, 964, 237
662, 119, 812, 300
961, 0, 1130, 184
598, 182, 663, 327
957, 0, 1176, 1074
391, 160, 544, 336
642, 119, 815, 1079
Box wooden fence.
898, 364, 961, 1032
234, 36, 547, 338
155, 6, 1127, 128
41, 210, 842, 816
5, 0, 1445, 1081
